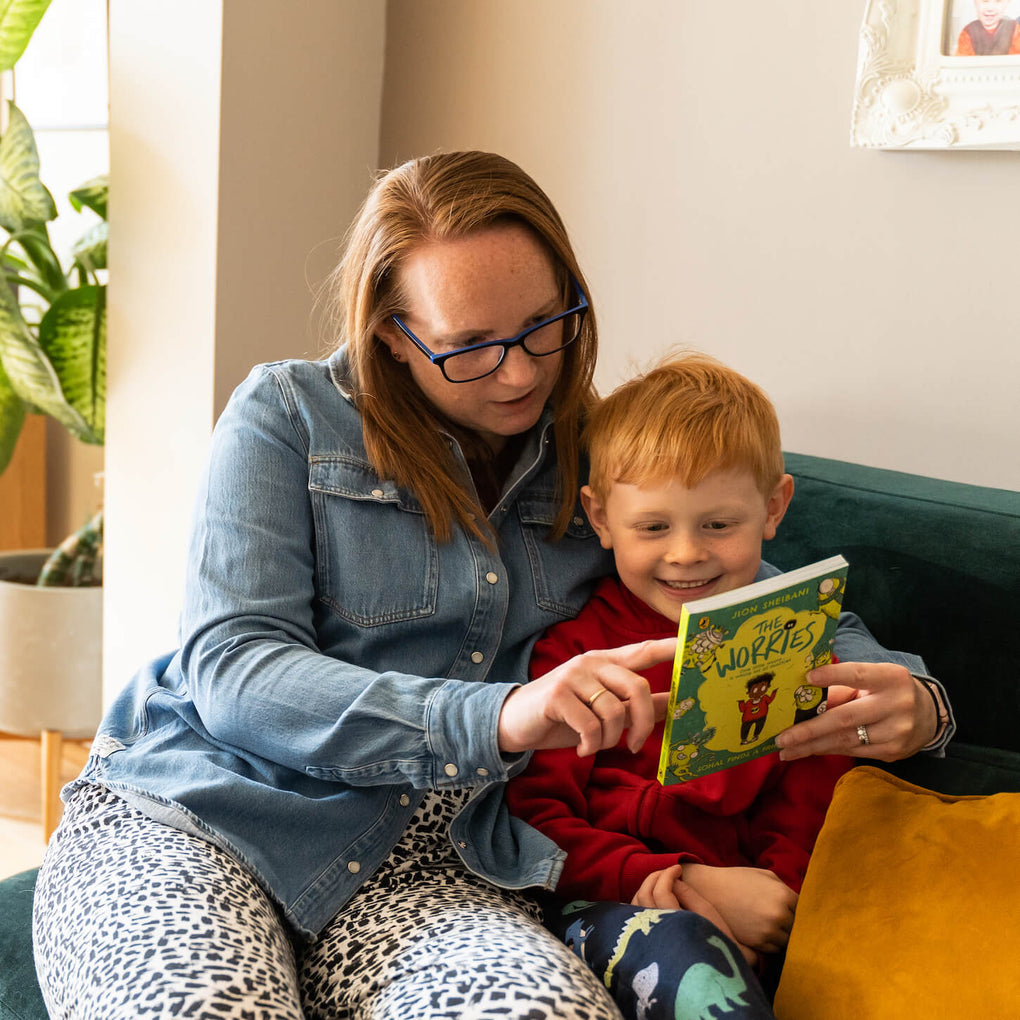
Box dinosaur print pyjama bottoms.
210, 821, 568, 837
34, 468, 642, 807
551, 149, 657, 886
544, 898, 776, 1020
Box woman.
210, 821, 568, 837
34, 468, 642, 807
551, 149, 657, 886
33, 152, 950, 1020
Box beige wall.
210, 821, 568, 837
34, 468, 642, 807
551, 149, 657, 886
381, 0, 1020, 492
214, 2, 385, 413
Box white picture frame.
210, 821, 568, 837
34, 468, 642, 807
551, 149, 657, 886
852, 0, 1020, 148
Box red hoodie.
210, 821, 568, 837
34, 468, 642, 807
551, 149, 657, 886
505, 576, 852, 903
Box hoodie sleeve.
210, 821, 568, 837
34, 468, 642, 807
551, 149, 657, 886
505, 609, 691, 902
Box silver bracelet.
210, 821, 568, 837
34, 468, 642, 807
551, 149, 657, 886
916, 676, 949, 749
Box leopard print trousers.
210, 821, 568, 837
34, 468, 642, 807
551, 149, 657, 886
33, 784, 622, 1020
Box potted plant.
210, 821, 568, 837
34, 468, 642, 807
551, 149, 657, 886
0, 0, 107, 835
0, 0, 106, 576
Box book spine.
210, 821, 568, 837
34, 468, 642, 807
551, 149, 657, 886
656, 603, 693, 784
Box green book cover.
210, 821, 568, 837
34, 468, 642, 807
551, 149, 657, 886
657, 554, 849, 785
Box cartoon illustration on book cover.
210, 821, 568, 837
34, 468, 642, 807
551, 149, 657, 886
738, 673, 776, 744
664, 727, 717, 783
659, 563, 847, 785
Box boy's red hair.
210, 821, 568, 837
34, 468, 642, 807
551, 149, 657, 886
584, 351, 784, 500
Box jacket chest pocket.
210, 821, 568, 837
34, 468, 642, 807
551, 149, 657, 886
308, 458, 438, 626
517, 493, 610, 619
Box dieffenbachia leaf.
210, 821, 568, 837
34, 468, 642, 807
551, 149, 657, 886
0, 276, 92, 440
0, 101, 57, 232
68, 174, 108, 220
0, 0, 52, 73
71, 220, 107, 273
38, 284, 104, 442
0, 353, 25, 473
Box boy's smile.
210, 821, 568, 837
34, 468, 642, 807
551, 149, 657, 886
582, 468, 793, 624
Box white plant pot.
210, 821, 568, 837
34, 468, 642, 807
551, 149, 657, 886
0, 549, 102, 738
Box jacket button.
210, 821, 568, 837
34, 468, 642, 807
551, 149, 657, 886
485, 571, 498, 584
573, 515, 584, 526
476, 767, 489, 777
371, 488, 384, 498
347, 861, 361, 874
444, 763, 459, 777
399, 794, 410, 806
470, 651, 484, 663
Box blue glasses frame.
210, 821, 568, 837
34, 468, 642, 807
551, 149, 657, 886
390, 280, 589, 383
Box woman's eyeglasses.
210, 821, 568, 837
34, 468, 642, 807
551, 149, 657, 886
390, 281, 589, 383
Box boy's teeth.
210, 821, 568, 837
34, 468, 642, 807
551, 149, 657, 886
665, 579, 707, 589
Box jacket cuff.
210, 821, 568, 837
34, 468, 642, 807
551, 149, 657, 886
427, 679, 523, 787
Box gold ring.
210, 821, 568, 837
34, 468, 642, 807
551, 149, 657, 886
587, 688, 610, 708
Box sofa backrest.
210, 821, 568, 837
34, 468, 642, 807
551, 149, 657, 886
767, 452, 1019, 755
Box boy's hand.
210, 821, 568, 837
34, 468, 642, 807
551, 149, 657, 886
680, 863, 797, 953
631, 864, 757, 966
631, 863, 689, 910
775, 661, 935, 761
497, 638, 674, 757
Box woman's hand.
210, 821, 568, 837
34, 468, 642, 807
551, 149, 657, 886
774, 662, 937, 762
680, 863, 797, 955
631, 864, 757, 967
497, 638, 674, 757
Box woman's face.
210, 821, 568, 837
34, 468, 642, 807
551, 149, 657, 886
379, 222, 566, 452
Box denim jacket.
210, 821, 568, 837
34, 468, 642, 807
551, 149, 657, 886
77, 350, 951, 938
79, 350, 614, 937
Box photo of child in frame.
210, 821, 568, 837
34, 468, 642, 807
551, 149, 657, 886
945, 0, 1020, 55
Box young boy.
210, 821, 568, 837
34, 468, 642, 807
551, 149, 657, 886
506, 353, 935, 1019
955, 0, 1020, 55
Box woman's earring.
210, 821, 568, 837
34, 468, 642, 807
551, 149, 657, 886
391, 349, 403, 362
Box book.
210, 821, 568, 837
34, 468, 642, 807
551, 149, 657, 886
656, 554, 849, 785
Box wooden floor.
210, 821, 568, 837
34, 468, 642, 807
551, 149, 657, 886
0, 736, 91, 880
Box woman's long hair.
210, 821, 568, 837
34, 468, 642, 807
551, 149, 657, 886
326, 151, 598, 543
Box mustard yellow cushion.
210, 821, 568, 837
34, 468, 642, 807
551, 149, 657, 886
773, 766, 1020, 1019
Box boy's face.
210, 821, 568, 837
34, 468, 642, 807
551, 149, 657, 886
582, 468, 794, 624
976, 0, 1009, 31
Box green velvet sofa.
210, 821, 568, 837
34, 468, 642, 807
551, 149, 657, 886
2, 451, 1018, 1017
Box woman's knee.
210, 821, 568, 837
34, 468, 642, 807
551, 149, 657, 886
33, 787, 303, 1019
